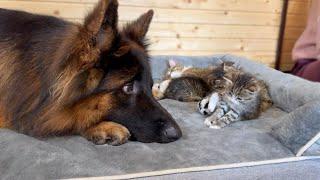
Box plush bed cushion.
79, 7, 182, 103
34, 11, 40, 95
151, 55, 320, 156
0, 55, 319, 179
271, 101, 320, 156
0, 100, 292, 179
150, 55, 320, 112
132, 158, 320, 180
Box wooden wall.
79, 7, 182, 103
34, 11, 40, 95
0, 0, 311, 68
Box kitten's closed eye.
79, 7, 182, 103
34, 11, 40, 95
248, 85, 257, 92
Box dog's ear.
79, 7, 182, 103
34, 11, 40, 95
83, 0, 118, 51
122, 10, 154, 43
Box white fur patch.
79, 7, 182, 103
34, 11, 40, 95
204, 117, 221, 129
209, 125, 222, 129
170, 71, 183, 78
152, 83, 161, 91
208, 93, 219, 113
182, 66, 192, 72
170, 65, 191, 79
204, 117, 212, 127
225, 94, 239, 105
159, 80, 171, 93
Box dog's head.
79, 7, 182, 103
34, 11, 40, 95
59, 0, 181, 143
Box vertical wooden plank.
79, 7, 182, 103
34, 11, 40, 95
279, 0, 311, 71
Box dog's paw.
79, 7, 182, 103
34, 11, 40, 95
83, 122, 130, 146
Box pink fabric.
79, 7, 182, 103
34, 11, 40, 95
292, 0, 320, 62
292, 59, 320, 82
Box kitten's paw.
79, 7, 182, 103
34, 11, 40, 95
152, 83, 163, 99
209, 120, 225, 129
209, 125, 222, 129
208, 93, 219, 112
204, 117, 225, 129
198, 97, 211, 115
198, 93, 219, 116
152, 80, 171, 100
204, 117, 213, 127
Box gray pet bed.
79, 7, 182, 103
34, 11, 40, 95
1, 55, 320, 180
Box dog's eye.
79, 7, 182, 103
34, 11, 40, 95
123, 82, 134, 94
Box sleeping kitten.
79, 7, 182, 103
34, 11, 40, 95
164, 59, 215, 81
152, 76, 209, 102
198, 69, 273, 129
153, 59, 241, 101
154, 59, 272, 129
153, 59, 214, 101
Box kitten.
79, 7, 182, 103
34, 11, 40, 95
153, 59, 240, 101
152, 59, 214, 101
164, 59, 215, 81
152, 76, 210, 102
198, 69, 273, 129
154, 59, 272, 129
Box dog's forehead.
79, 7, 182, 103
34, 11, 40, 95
130, 48, 152, 84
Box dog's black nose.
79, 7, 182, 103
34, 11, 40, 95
161, 125, 182, 143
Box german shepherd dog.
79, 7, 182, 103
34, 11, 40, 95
0, 0, 182, 145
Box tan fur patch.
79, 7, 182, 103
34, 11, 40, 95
82, 121, 130, 145
86, 68, 104, 91
0, 42, 18, 91
0, 106, 11, 129
36, 93, 115, 136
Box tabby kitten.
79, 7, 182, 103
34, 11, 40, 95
164, 59, 215, 81
198, 68, 273, 129
154, 59, 272, 129
152, 59, 214, 101
152, 76, 209, 102
153, 59, 236, 101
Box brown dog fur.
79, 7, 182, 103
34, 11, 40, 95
0, 0, 182, 144
0, 0, 141, 144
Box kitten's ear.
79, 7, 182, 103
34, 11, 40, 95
83, 0, 118, 51
168, 59, 177, 68
212, 63, 225, 78
122, 10, 154, 42
220, 62, 227, 72
208, 65, 215, 70
224, 61, 235, 67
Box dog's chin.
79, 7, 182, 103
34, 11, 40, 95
129, 135, 137, 141
128, 135, 158, 143
129, 132, 181, 143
